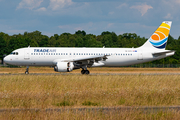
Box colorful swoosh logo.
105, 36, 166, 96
149, 22, 170, 49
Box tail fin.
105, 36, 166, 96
140, 21, 172, 50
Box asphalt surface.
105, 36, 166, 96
1, 73, 180, 76
0, 106, 180, 113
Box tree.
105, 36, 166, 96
75, 30, 86, 36
0, 36, 7, 58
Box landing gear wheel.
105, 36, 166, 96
81, 70, 85, 74
25, 71, 29, 74
25, 66, 29, 75
85, 70, 90, 75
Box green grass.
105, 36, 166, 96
82, 101, 100, 106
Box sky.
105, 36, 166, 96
0, 0, 180, 39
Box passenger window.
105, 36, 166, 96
31, 53, 33, 55
34, 53, 35, 55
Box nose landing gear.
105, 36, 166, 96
25, 66, 29, 74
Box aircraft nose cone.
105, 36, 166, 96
3, 56, 9, 63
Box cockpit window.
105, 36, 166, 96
10, 52, 18, 55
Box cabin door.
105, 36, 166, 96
138, 51, 143, 60
24, 49, 30, 60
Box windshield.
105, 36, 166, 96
10, 52, 18, 55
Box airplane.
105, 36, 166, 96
3, 21, 175, 74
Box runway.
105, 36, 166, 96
1, 73, 180, 76
0, 106, 180, 113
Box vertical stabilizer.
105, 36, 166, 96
140, 21, 172, 50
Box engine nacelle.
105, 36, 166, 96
54, 62, 74, 72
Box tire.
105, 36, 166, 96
81, 70, 85, 74
85, 70, 90, 75
25, 71, 29, 74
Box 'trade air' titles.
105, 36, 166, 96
34, 49, 56, 52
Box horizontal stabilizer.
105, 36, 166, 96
152, 50, 175, 57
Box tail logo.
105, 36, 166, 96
149, 22, 171, 49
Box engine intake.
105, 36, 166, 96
54, 62, 74, 72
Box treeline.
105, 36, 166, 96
0, 30, 179, 64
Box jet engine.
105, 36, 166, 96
54, 62, 74, 72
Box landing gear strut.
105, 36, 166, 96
25, 66, 29, 74
81, 69, 90, 75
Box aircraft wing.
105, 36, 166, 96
62, 55, 109, 62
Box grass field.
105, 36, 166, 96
0, 67, 180, 119
1, 67, 180, 73
0, 74, 180, 108
1, 110, 180, 120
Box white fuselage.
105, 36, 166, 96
3, 47, 174, 67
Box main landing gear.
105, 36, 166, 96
25, 66, 29, 74
81, 69, 90, 75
